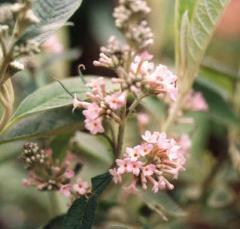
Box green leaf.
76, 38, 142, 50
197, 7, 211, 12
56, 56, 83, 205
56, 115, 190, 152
0, 77, 88, 143
195, 80, 239, 126
63, 172, 112, 229
141, 96, 166, 122
187, 0, 230, 78
175, 0, 196, 71
50, 133, 73, 161
18, 0, 83, 44
207, 184, 234, 208
72, 131, 113, 165
141, 190, 186, 220
0, 107, 83, 144
11, 78, 88, 124
44, 215, 65, 229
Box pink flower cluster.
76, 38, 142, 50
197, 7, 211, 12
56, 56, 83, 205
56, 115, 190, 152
73, 77, 126, 134
128, 53, 178, 101
185, 91, 208, 112
110, 131, 190, 193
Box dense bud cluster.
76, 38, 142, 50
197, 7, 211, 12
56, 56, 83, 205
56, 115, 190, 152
21, 143, 91, 198
21, 143, 46, 169
13, 40, 40, 58
113, 0, 153, 50
0, 1, 39, 27
93, 36, 130, 69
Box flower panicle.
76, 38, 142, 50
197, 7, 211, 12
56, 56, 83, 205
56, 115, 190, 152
110, 131, 191, 193
21, 143, 91, 201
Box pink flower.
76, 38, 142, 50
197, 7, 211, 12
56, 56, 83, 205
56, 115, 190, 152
142, 131, 159, 143
59, 184, 72, 197
72, 94, 89, 112
130, 55, 154, 76
73, 179, 90, 196
64, 169, 75, 179
109, 168, 122, 183
137, 113, 150, 126
116, 159, 128, 174
178, 134, 191, 152
126, 160, 143, 176
22, 178, 32, 187
168, 145, 180, 160
84, 117, 104, 135
87, 77, 106, 97
105, 92, 126, 110
42, 35, 64, 53
142, 164, 156, 176
137, 143, 153, 156
82, 103, 102, 120
125, 147, 140, 161
147, 65, 177, 101
185, 91, 208, 111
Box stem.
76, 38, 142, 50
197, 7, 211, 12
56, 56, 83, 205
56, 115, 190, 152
228, 71, 240, 172
0, 37, 6, 57
0, 79, 14, 131
161, 93, 184, 132
127, 94, 148, 118
116, 105, 127, 158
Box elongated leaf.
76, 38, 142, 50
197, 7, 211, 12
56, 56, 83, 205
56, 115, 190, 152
195, 81, 239, 126
11, 78, 88, 123
18, 0, 83, 43
63, 173, 112, 229
141, 191, 186, 219
72, 131, 113, 165
187, 0, 230, 77
44, 215, 65, 229
0, 107, 83, 144
51, 133, 73, 161
175, 0, 196, 71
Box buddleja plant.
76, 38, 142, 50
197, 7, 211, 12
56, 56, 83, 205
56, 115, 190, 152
0, 0, 232, 228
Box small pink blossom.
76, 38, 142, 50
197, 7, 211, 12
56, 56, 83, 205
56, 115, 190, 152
87, 77, 106, 97
137, 113, 150, 126
84, 117, 104, 135
130, 54, 154, 76
105, 92, 126, 110
116, 159, 128, 174
64, 169, 75, 179
185, 91, 208, 111
147, 65, 177, 101
109, 168, 122, 183
42, 35, 64, 53
72, 94, 90, 112
142, 131, 159, 143
22, 178, 32, 187
137, 143, 153, 156
126, 160, 142, 176
178, 134, 191, 152
73, 179, 90, 196
125, 147, 141, 161
82, 103, 102, 120
59, 184, 72, 197
142, 164, 156, 176
167, 139, 181, 160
